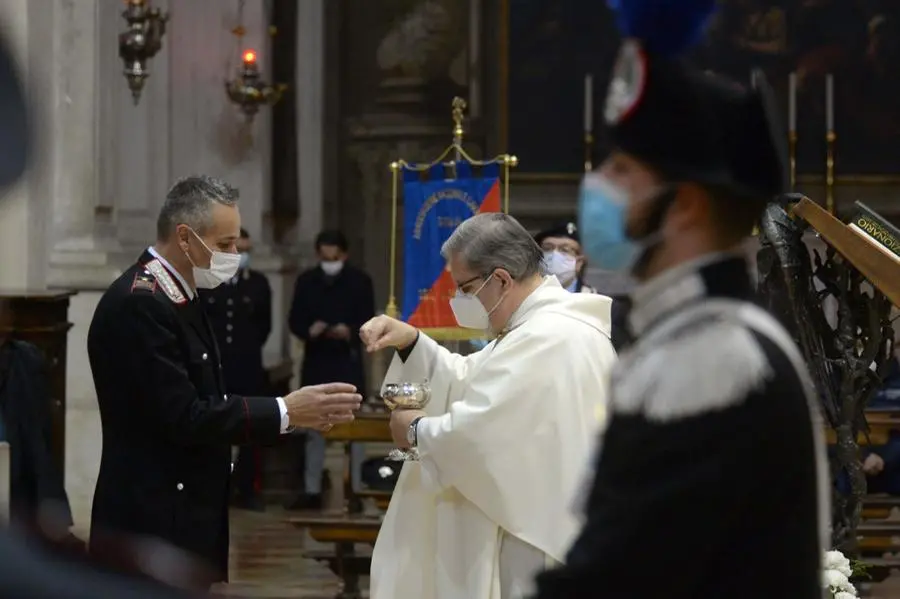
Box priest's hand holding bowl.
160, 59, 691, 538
359, 315, 418, 353
282, 383, 363, 432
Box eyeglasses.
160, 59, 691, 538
542, 243, 580, 257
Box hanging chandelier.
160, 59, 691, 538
224, 0, 285, 120
225, 49, 286, 119
118, 0, 169, 104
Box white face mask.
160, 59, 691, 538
187, 229, 242, 289
449, 274, 505, 330
321, 260, 344, 276
543, 250, 578, 287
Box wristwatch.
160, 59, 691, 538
407, 416, 424, 447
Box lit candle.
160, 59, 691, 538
825, 73, 834, 132
584, 74, 593, 134
788, 72, 797, 132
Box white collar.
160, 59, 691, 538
629, 251, 743, 335
147, 246, 196, 300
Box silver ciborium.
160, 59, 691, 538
381, 382, 431, 461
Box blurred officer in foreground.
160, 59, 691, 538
88, 176, 363, 590
199, 228, 271, 511
534, 1, 827, 597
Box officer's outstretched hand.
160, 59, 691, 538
284, 383, 362, 431
360, 315, 418, 353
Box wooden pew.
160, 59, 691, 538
862, 496, 900, 521
288, 413, 392, 599
826, 411, 900, 446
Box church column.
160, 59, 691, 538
46, 0, 124, 290
296, 0, 325, 257
0, 0, 50, 289
277, 0, 327, 389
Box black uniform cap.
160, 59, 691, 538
534, 222, 580, 246
604, 0, 786, 201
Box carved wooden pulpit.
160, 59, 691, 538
0, 290, 76, 476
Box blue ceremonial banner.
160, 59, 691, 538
401, 162, 501, 327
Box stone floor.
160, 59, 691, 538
211, 507, 900, 599
214, 507, 360, 599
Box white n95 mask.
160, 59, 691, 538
188, 229, 242, 289
543, 250, 578, 286
449, 274, 504, 330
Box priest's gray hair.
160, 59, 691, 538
156, 175, 239, 240
441, 213, 544, 280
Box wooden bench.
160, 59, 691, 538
863, 496, 900, 521
826, 411, 900, 446
288, 513, 382, 599
287, 415, 393, 598
321, 412, 392, 514
857, 522, 900, 557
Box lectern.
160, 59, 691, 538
0, 290, 76, 476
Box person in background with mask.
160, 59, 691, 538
535, 222, 597, 293
536, 222, 633, 350
87, 176, 363, 591
359, 212, 617, 599
198, 227, 272, 511
533, 1, 826, 597
287, 229, 375, 510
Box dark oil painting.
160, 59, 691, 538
506, 0, 900, 176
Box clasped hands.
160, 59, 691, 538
282, 383, 363, 432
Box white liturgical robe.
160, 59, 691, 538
371, 276, 617, 599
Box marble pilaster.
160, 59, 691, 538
296, 0, 325, 252
0, 0, 51, 289
46, 0, 125, 291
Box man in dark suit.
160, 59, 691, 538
198, 228, 271, 511
287, 230, 375, 509
87, 176, 363, 590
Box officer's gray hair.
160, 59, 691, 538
440, 213, 544, 280
156, 175, 239, 240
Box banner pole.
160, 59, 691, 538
386, 161, 400, 318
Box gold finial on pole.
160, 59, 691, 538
386, 161, 401, 319
452, 97, 466, 161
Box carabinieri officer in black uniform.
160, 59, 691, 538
87, 175, 362, 591
534, 1, 828, 598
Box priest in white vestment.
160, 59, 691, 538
359, 213, 618, 599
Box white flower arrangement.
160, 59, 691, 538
823, 550, 858, 598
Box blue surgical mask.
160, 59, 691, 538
577, 175, 642, 272
239, 252, 250, 270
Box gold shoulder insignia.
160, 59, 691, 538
130, 272, 157, 294
144, 259, 187, 305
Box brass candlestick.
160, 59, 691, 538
826, 130, 835, 214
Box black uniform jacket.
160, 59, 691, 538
198, 268, 271, 395
288, 263, 375, 390
535, 255, 826, 599
87, 250, 282, 586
